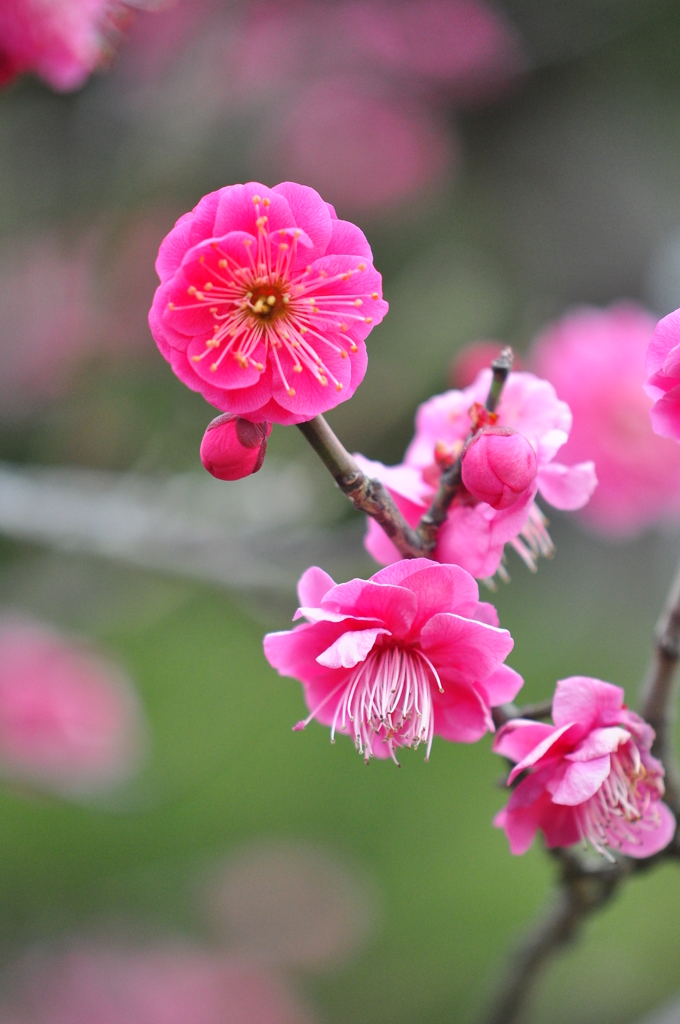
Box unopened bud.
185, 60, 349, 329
461, 426, 537, 510
200, 413, 272, 481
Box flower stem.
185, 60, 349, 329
296, 348, 514, 558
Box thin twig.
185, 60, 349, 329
297, 349, 514, 559
493, 697, 554, 729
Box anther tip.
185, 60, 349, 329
292, 721, 306, 732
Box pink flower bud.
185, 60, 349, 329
200, 414, 272, 481
461, 426, 536, 509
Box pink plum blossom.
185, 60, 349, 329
645, 306, 680, 443
200, 413, 272, 481
493, 677, 676, 859
533, 303, 680, 537
0, 617, 144, 798
0, 940, 313, 1024
149, 181, 388, 425
0, 0, 132, 92
357, 370, 597, 581
461, 426, 537, 510
264, 558, 523, 763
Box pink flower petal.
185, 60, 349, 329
566, 726, 630, 762
507, 722, 576, 783
551, 676, 624, 732
322, 580, 417, 636
297, 566, 337, 608
493, 719, 557, 763
548, 754, 611, 806
433, 682, 491, 742
477, 664, 524, 706
537, 461, 598, 511
618, 801, 676, 858
316, 628, 390, 669
420, 613, 514, 683
400, 563, 480, 632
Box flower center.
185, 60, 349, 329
247, 283, 288, 321
578, 743, 665, 859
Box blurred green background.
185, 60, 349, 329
2, 2, 680, 1022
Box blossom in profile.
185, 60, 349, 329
533, 303, 680, 537
149, 181, 388, 426
645, 306, 680, 443
0, 939, 313, 1024
200, 413, 272, 481
0, 0, 132, 92
461, 426, 537, 510
264, 558, 523, 762
357, 371, 596, 581
493, 677, 676, 859
0, 617, 144, 798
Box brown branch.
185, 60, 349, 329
297, 348, 514, 559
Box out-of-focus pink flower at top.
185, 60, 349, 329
0, 617, 145, 798
448, 340, 523, 388
645, 306, 680, 442
0, 0, 133, 92
338, 0, 526, 105
264, 558, 523, 762
269, 80, 455, 215
149, 181, 388, 425
493, 676, 676, 859
533, 303, 680, 537
0, 233, 96, 419
0, 940, 314, 1024
200, 413, 272, 481
357, 371, 597, 581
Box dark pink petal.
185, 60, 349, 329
645, 308, 680, 380
325, 218, 373, 260
370, 558, 440, 587
507, 722, 576, 783
493, 719, 557, 763
466, 601, 499, 626
536, 461, 598, 510
263, 620, 354, 685
477, 664, 524, 706
540, 802, 581, 849
316, 628, 390, 669
494, 803, 542, 855
548, 754, 611, 806
155, 211, 194, 283
618, 802, 676, 858
322, 580, 417, 636
551, 676, 624, 732
400, 563, 480, 632
433, 683, 491, 742
212, 183, 295, 238
420, 613, 514, 683
297, 566, 336, 608
649, 384, 680, 440
271, 181, 333, 262
566, 726, 630, 762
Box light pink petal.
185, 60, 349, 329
493, 719, 558, 763
322, 581, 417, 636
213, 183, 295, 239
155, 211, 195, 283
434, 505, 508, 580
370, 558, 441, 587
548, 754, 611, 806
478, 664, 524, 706
566, 726, 630, 762
271, 181, 333, 262
263, 620, 352, 684
650, 385, 680, 441
507, 722, 576, 783
618, 802, 676, 858
420, 613, 513, 683
297, 566, 336, 608
551, 676, 624, 732
645, 308, 680, 379
325, 218, 373, 260
537, 461, 598, 510
316, 628, 390, 669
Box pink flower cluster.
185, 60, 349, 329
264, 559, 522, 763
494, 677, 675, 859
149, 181, 388, 426
356, 370, 596, 580
533, 303, 680, 537
0, 0, 131, 92
645, 306, 680, 443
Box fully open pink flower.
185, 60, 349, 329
0, 617, 144, 798
645, 306, 680, 443
533, 303, 680, 536
357, 371, 596, 580
493, 677, 676, 859
264, 559, 523, 763
0, 0, 130, 92
149, 181, 388, 426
